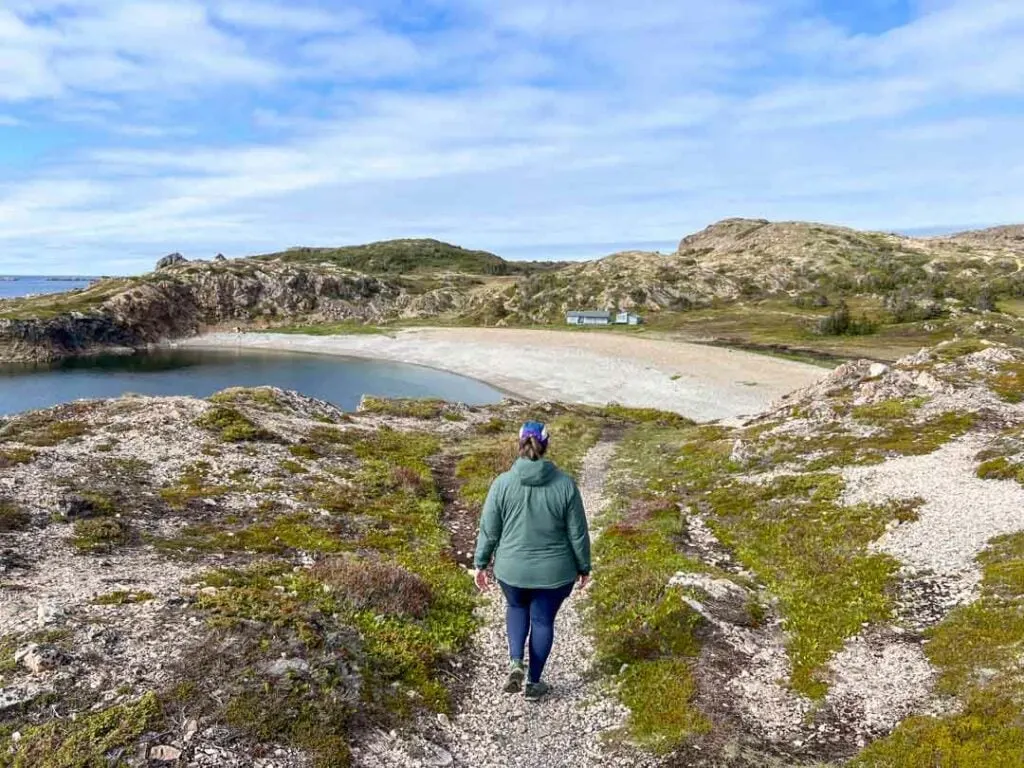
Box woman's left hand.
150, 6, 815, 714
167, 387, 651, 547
473, 569, 490, 592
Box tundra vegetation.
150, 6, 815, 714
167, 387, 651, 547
3, 341, 1024, 765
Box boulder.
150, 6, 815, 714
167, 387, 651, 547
15, 643, 69, 674
155, 253, 188, 270
214, 254, 226, 261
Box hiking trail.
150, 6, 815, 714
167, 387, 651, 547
353, 440, 657, 768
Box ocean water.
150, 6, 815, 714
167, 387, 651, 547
0, 276, 97, 300
0, 348, 504, 416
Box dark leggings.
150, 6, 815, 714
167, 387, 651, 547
499, 580, 575, 683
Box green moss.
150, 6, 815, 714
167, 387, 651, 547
194, 406, 276, 442
583, 426, 735, 750
617, 659, 712, 753
851, 396, 929, 423
455, 434, 518, 507
279, 459, 308, 475
931, 338, 990, 362
991, 362, 1024, 404
71, 518, 130, 553
599, 403, 695, 429
210, 386, 285, 411
476, 417, 507, 434
707, 473, 899, 698
359, 396, 447, 419
289, 443, 322, 460
0, 447, 36, 466
977, 457, 1024, 483
159, 461, 233, 509
760, 411, 977, 472
93, 590, 155, 605
0, 413, 90, 447
854, 532, 1024, 764
3, 692, 163, 767
0, 499, 31, 532
157, 513, 349, 555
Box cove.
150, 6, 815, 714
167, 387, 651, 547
0, 348, 504, 416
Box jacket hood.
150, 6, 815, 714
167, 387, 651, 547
511, 458, 557, 486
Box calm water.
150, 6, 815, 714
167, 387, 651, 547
0, 348, 503, 416
0, 276, 96, 300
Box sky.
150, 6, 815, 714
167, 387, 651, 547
1, 0, 1023, 275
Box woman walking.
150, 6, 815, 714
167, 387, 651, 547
472, 421, 592, 701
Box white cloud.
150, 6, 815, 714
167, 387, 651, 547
0, 0, 1023, 273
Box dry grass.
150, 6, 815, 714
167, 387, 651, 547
313, 556, 434, 619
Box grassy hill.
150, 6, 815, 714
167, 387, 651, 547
257, 238, 563, 277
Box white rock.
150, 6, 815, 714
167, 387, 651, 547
35, 602, 64, 626
868, 363, 890, 378
149, 745, 183, 761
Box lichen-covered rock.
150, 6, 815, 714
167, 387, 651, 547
156, 253, 188, 270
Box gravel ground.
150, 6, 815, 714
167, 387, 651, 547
179, 329, 825, 422
844, 436, 1024, 613
352, 441, 658, 768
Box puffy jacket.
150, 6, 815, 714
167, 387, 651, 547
473, 457, 591, 589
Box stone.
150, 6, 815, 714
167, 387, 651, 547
214, 254, 226, 261
16, 643, 69, 674
868, 363, 890, 378
156, 253, 188, 270
1, 687, 38, 713
149, 745, 183, 761
183, 718, 199, 742
669, 572, 755, 626
35, 602, 64, 626
264, 658, 310, 677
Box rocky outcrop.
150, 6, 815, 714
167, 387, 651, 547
155, 253, 188, 270
0, 260, 405, 362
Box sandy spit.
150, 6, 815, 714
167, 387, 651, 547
178, 328, 826, 422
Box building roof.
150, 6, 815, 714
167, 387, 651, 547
567, 310, 612, 318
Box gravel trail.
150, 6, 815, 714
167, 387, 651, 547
353, 441, 657, 768
844, 436, 1024, 615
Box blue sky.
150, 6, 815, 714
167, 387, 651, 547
1, 0, 1023, 275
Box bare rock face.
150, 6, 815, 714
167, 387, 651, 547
156, 253, 188, 270
0, 261, 406, 362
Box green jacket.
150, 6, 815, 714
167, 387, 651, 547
473, 458, 591, 589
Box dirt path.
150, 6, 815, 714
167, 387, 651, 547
352, 441, 657, 768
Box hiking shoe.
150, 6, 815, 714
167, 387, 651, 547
503, 661, 526, 694
524, 681, 550, 702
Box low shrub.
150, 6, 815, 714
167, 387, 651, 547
194, 406, 275, 442
313, 556, 433, 619
72, 518, 130, 553
0, 499, 30, 532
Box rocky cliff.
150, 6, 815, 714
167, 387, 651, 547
0, 260, 402, 362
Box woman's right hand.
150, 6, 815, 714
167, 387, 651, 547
577, 573, 590, 591
474, 569, 490, 592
